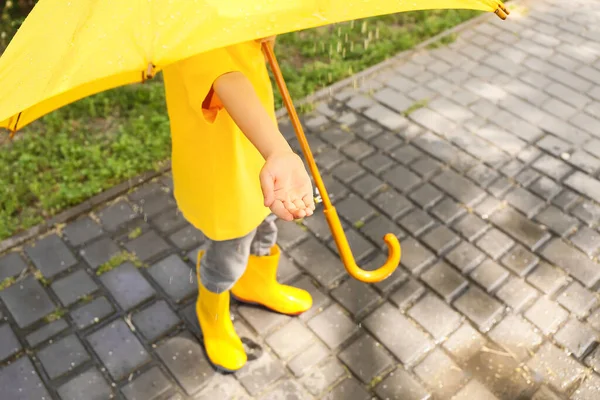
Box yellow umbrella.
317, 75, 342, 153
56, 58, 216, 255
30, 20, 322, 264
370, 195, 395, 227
0, 0, 509, 282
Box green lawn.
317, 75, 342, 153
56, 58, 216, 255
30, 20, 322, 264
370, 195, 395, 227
0, 9, 482, 241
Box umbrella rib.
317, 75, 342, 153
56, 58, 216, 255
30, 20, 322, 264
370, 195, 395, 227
9, 112, 22, 138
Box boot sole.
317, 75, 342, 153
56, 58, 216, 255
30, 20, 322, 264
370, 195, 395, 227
231, 293, 305, 316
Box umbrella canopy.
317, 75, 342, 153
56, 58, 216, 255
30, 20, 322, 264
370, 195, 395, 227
0, 0, 507, 133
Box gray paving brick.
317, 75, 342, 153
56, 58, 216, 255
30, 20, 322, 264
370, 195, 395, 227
487, 176, 514, 199
372, 189, 412, 220
421, 225, 459, 255
490, 207, 551, 251
351, 174, 385, 198
527, 342, 586, 393
0, 252, 27, 283
100, 262, 155, 311
331, 278, 382, 318
496, 277, 538, 312
535, 205, 579, 237
80, 237, 121, 270
565, 171, 600, 205
567, 150, 600, 175
148, 255, 196, 303
431, 198, 466, 224
470, 259, 509, 293
541, 238, 600, 288
570, 226, 600, 256
332, 160, 365, 183
411, 157, 442, 180
315, 148, 344, 171
505, 187, 545, 217
0, 323, 21, 362
555, 318, 597, 358
373, 87, 414, 114
168, 225, 204, 251
389, 144, 423, 166
399, 209, 435, 237
293, 275, 331, 322
414, 348, 468, 399
467, 163, 499, 188
70, 296, 115, 329
524, 297, 569, 335
336, 194, 376, 225
530, 177, 562, 202
360, 215, 405, 248
433, 169, 486, 207
399, 238, 436, 275
526, 262, 568, 295
443, 323, 486, 365
307, 303, 359, 350
299, 357, 347, 396
452, 213, 488, 242
452, 132, 511, 168
1, 355, 53, 400
152, 208, 189, 234
0, 276, 56, 328
445, 240, 486, 273
287, 340, 330, 378
500, 244, 539, 277
454, 286, 504, 331
516, 168, 541, 186
473, 196, 501, 219
57, 367, 113, 400
51, 269, 98, 307
258, 379, 312, 400
390, 277, 425, 310
475, 228, 514, 260
408, 293, 462, 340
552, 189, 580, 212
382, 164, 422, 194
155, 332, 215, 396
238, 304, 290, 336
121, 366, 173, 400
409, 183, 443, 209
329, 229, 373, 261
289, 238, 346, 287
37, 334, 90, 380
533, 154, 573, 181
125, 230, 171, 262
476, 124, 527, 155
557, 281, 598, 318
375, 367, 431, 400
451, 380, 499, 400
571, 373, 600, 400
320, 126, 355, 149
63, 217, 104, 247
532, 385, 563, 400
365, 302, 434, 366
519, 145, 543, 164
537, 135, 572, 158
26, 319, 69, 347
572, 201, 600, 227
421, 261, 468, 302
97, 199, 137, 231
266, 319, 315, 360
132, 300, 180, 342
361, 153, 394, 175
24, 234, 77, 278
323, 377, 371, 400
489, 314, 542, 362
338, 334, 394, 384
365, 104, 409, 131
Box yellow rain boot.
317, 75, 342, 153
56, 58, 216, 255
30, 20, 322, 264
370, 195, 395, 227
231, 245, 313, 315
196, 252, 247, 373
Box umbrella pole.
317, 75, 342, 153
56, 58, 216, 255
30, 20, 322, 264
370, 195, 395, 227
262, 42, 401, 283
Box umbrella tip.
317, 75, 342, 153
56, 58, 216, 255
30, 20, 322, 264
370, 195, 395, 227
142, 63, 156, 83
495, 7, 508, 20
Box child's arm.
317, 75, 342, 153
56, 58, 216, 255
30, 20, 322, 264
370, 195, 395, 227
213, 71, 315, 221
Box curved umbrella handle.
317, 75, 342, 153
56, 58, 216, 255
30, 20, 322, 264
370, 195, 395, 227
262, 42, 401, 283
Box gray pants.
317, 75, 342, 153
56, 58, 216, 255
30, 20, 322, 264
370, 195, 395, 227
200, 214, 278, 293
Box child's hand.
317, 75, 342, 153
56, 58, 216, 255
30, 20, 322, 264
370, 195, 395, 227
260, 151, 315, 221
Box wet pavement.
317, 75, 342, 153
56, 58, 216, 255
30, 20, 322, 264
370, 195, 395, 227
1, 0, 600, 398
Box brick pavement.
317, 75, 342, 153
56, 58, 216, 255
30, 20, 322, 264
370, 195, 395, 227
1, 0, 600, 398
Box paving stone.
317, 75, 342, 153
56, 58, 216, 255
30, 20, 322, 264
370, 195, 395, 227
445, 240, 486, 273
98, 200, 137, 231
452, 213, 488, 242
299, 357, 347, 396
399, 209, 436, 237
275, 218, 309, 250
359, 215, 405, 250
516, 168, 541, 186
571, 373, 600, 400
331, 278, 382, 318
557, 281, 598, 318
524, 297, 569, 335
365, 104, 409, 131
266, 319, 315, 360
148, 255, 196, 303
315, 148, 345, 171
152, 208, 188, 234
293, 275, 332, 322
572, 201, 600, 227
565, 171, 600, 205
537, 135, 572, 156
24, 234, 77, 278
88, 319, 150, 380
100, 262, 155, 311
323, 377, 371, 400
368, 254, 409, 295
501, 159, 526, 178
408, 293, 462, 340
338, 334, 394, 384
399, 238, 436, 275
168, 225, 204, 251
364, 302, 434, 366
555, 319, 597, 358
390, 144, 425, 166
532, 385, 563, 400
37, 334, 90, 380
332, 160, 365, 183
552, 189, 580, 211
0, 252, 27, 281
0, 323, 21, 362
454, 286, 504, 331
336, 194, 376, 224
409, 183, 443, 209
526, 261, 568, 295
443, 323, 486, 365
362, 152, 395, 174
70, 296, 114, 330
535, 205, 579, 237
467, 163, 500, 188
132, 300, 180, 342
375, 367, 431, 400
57, 367, 113, 400
351, 174, 385, 198
49, 269, 97, 307
470, 259, 509, 293
414, 348, 468, 399
26, 319, 69, 347
372, 189, 413, 220
236, 350, 286, 396
307, 303, 359, 349
475, 228, 514, 260
0, 276, 56, 328
496, 277, 538, 312
80, 237, 121, 269
302, 208, 337, 241
194, 373, 248, 400
0, 355, 52, 400
518, 146, 543, 164
568, 151, 600, 175
490, 207, 551, 251
505, 187, 545, 217
390, 279, 426, 310
121, 366, 173, 400
432, 169, 486, 206
258, 379, 312, 400
328, 227, 375, 262
287, 340, 330, 377
500, 246, 537, 280
431, 197, 466, 224
473, 196, 502, 219
155, 332, 215, 396
541, 238, 600, 288
411, 157, 443, 179
421, 225, 459, 255
421, 261, 468, 302
533, 154, 573, 181
527, 342, 586, 393
289, 238, 346, 287
571, 227, 600, 257
488, 315, 542, 361
382, 164, 422, 194
487, 176, 514, 199
238, 303, 290, 336
451, 380, 499, 400
125, 230, 171, 262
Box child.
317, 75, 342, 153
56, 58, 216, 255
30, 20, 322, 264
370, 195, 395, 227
161, 36, 316, 372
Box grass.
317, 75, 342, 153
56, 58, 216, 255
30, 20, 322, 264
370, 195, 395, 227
44, 308, 67, 323
95, 251, 143, 275
0, 8, 483, 242
0, 276, 15, 290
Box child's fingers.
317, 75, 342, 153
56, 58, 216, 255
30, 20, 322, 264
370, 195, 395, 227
302, 194, 316, 211
271, 200, 294, 221
260, 172, 276, 207
292, 199, 305, 211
